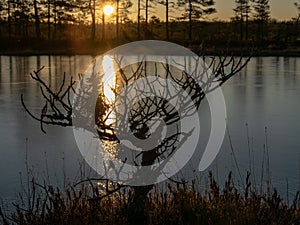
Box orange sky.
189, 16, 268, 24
127, 0, 299, 22
215, 0, 298, 21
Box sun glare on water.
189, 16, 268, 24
102, 55, 116, 125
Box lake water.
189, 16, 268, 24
0, 55, 299, 207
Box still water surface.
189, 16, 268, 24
0, 55, 299, 205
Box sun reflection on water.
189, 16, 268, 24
99, 55, 119, 158
102, 55, 116, 103
102, 55, 116, 125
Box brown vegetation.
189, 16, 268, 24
1, 172, 299, 225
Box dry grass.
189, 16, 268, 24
1, 171, 299, 225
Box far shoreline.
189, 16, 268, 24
1, 48, 299, 57
0, 39, 299, 57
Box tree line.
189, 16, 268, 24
0, 0, 134, 40
0, 0, 299, 47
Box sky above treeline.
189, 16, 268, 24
137, 0, 298, 21
215, 0, 298, 21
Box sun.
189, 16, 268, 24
103, 5, 114, 16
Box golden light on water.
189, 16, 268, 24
103, 5, 114, 16
102, 55, 116, 103
102, 55, 116, 125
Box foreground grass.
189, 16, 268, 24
1, 172, 299, 225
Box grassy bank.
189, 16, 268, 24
1, 172, 299, 225
0, 38, 300, 57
